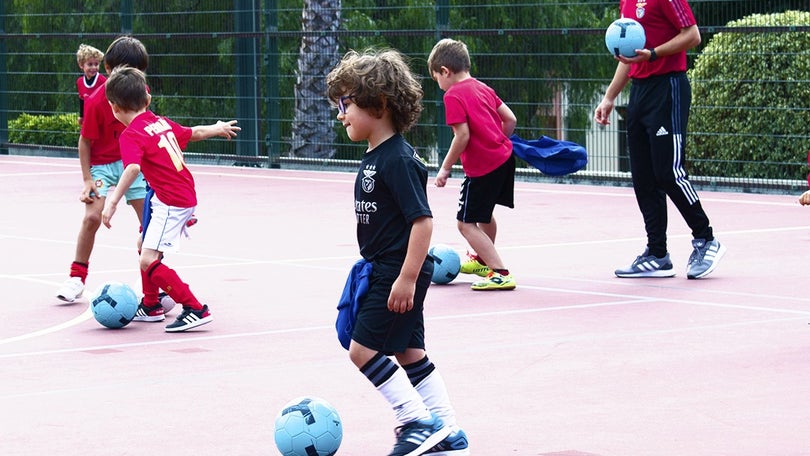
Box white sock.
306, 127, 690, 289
415, 369, 458, 430
378, 368, 431, 425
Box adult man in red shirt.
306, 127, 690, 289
595, 0, 726, 280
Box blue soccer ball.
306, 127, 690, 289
90, 282, 139, 329
429, 244, 461, 285
605, 18, 646, 58
274, 397, 343, 456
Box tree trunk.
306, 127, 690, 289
291, 0, 340, 158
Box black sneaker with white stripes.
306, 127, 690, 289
614, 249, 676, 278
165, 305, 212, 332
388, 413, 451, 456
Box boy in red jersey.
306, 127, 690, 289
594, 0, 726, 279
75, 44, 106, 125
57, 36, 151, 303
428, 38, 518, 291
101, 66, 240, 332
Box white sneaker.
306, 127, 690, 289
56, 277, 85, 302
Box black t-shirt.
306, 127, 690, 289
355, 134, 432, 262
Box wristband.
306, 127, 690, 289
648, 48, 657, 62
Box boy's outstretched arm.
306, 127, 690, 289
190, 120, 241, 142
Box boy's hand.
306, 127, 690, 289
434, 168, 450, 187
79, 180, 98, 203
215, 120, 241, 140
101, 203, 117, 228
799, 190, 810, 206
387, 276, 415, 314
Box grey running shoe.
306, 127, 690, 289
615, 250, 675, 278
686, 238, 726, 279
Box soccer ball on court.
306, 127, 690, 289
90, 282, 139, 329
429, 244, 461, 285
605, 18, 646, 58
274, 397, 343, 456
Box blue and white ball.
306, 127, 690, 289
90, 282, 139, 329
274, 397, 343, 456
429, 244, 461, 285
605, 18, 646, 58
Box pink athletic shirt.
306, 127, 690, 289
443, 78, 512, 178
119, 111, 196, 208
620, 0, 697, 79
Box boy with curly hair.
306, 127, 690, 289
326, 48, 469, 456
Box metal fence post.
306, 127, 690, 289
264, 0, 280, 168
235, 0, 260, 162
0, 1, 7, 155
435, 0, 451, 167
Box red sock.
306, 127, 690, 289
146, 260, 202, 310
140, 268, 160, 306
70, 261, 89, 283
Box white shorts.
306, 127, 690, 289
142, 194, 195, 254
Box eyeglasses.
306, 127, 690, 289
338, 95, 354, 115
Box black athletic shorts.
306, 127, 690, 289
351, 256, 432, 354
457, 154, 515, 224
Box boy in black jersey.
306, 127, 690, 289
327, 49, 468, 456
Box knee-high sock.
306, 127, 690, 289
404, 355, 457, 429
146, 260, 202, 310
140, 267, 160, 306
361, 352, 430, 425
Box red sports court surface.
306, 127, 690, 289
1, 155, 809, 456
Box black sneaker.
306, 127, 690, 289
388, 413, 451, 456
133, 301, 165, 322
165, 305, 212, 332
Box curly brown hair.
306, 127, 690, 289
326, 48, 423, 134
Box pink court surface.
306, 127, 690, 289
1, 154, 809, 456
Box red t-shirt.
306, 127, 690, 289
76, 73, 106, 103
119, 111, 196, 208
443, 78, 512, 177
620, 0, 696, 79
80, 83, 126, 165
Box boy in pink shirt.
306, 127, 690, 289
428, 38, 518, 291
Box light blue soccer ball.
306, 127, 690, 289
429, 244, 461, 285
274, 397, 343, 456
605, 18, 646, 58
90, 282, 139, 329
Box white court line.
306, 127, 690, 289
0, 306, 93, 347
2, 283, 808, 357
3, 220, 809, 277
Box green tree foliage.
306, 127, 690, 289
688, 10, 810, 179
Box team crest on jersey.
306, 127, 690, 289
361, 166, 376, 193
635, 1, 646, 18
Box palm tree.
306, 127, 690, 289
291, 0, 341, 158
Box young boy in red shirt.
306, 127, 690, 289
101, 66, 240, 332
75, 43, 106, 125
57, 36, 150, 303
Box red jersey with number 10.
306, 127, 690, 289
119, 110, 196, 208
